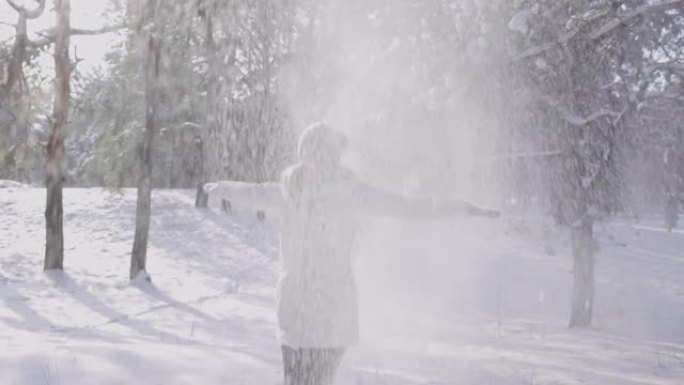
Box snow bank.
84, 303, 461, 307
0, 180, 25, 188
0, 187, 682, 384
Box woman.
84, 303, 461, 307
204, 122, 498, 385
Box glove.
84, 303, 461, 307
482, 208, 500, 218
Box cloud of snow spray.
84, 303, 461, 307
279, 1, 684, 367
280, 0, 509, 357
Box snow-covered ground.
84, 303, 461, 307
1, 186, 682, 384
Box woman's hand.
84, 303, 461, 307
479, 207, 500, 218
435, 199, 500, 218
466, 204, 500, 218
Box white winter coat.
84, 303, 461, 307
206, 168, 477, 348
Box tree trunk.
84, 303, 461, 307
194, 135, 208, 207
564, 38, 599, 328
130, 26, 160, 281
569, 218, 595, 328
44, 0, 70, 271
195, 5, 217, 208
566, 146, 596, 328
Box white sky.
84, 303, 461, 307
0, 0, 118, 71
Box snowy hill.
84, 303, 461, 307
1, 187, 682, 384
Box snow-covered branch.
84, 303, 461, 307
645, 62, 684, 76
513, 1, 684, 62
588, 0, 684, 41
181, 122, 202, 130
481, 150, 565, 163
513, 30, 578, 62
645, 92, 684, 102
563, 109, 622, 126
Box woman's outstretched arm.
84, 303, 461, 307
203, 181, 283, 211
354, 182, 499, 218
433, 198, 500, 218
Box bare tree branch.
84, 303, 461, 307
29, 23, 133, 48
563, 109, 622, 126
6, 0, 46, 19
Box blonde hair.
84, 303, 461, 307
282, 122, 348, 205
296, 122, 347, 163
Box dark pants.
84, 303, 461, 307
282, 345, 345, 385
